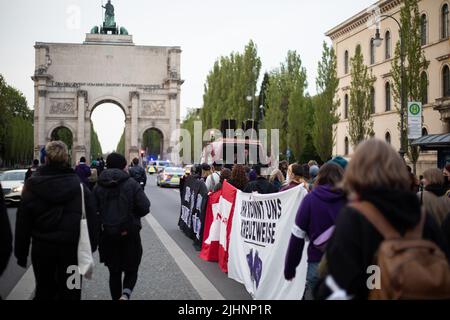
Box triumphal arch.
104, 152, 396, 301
32, 1, 182, 163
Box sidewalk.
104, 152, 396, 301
82, 219, 201, 300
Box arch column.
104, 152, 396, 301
75, 90, 88, 162
129, 91, 140, 160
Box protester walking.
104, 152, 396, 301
280, 164, 307, 192
269, 169, 285, 192
201, 163, 212, 183
418, 168, 450, 226
212, 168, 231, 193
205, 162, 221, 192
25, 159, 40, 181
315, 139, 450, 300
279, 160, 289, 179
75, 157, 92, 187
284, 162, 346, 300
243, 165, 277, 194
94, 153, 150, 300
229, 164, 249, 191
15, 141, 99, 300
128, 158, 147, 190
308, 165, 320, 191
0, 186, 12, 300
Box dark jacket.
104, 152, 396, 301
0, 186, 12, 276
243, 177, 278, 194
75, 163, 92, 186
316, 188, 449, 300
128, 165, 147, 186
285, 184, 346, 281
14, 165, 99, 267
93, 169, 150, 269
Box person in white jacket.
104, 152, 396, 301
205, 162, 222, 192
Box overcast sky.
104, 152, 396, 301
0, 0, 375, 152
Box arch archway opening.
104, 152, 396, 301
142, 128, 164, 162
50, 126, 74, 163
90, 102, 126, 160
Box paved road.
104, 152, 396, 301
1, 175, 251, 300
0, 207, 30, 299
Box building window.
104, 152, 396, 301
385, 82, 391, 111
421, 14, 427, 46
444, 65, 450, 97
443, 4, 449, 39
422, 127, 428, 136
385, 31, 391, 59
421, 72, 428, 104
344, 137, 349, 156
344, 94, 349, 119
344, 50, 349, 74
370, 38, 375, 64
370, 86, 376, 114
385, 132, 391, 145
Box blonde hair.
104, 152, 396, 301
342, 139, 410, 193
45, 141, 69, 164
423, 168, 444, 186
269, 169, 285, 184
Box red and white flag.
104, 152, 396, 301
199, 181, 237, 273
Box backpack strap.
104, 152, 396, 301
350, 201, 401, 240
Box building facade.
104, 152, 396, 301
326, 0, 450, 174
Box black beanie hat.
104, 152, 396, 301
106, 153, 127, 169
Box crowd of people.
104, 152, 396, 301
181, 139, 450, 300
1, 138, 450, 300
0, 141, 150, 300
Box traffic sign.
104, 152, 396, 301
407, 102, 422, 140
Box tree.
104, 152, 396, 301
0, 74, 34, 167
391, 0, 429, 173
263, 51, 308, 162
348, 45, 375, 147
312, 42, 340, 162
90, 121, 103, 160
258, 72, 270, 121
201, 40, 262, 129
116, 130, 125, 156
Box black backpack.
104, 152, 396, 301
99, 183, 134, 237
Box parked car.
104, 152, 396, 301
157, 167, 185, 187
1, 169, 27, 205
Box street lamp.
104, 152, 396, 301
246, 95, 255, 120
373, 14, 406, 159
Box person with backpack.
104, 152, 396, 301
15, 141, 99, 300
94, 153, 150, 300
128, 157, 147, 190
315, 139, 450, 300
75, 157, 92, 187
284, 162, 346, 300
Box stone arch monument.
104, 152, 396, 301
32, 23, 182, 164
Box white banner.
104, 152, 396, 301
228, 186, 308, 300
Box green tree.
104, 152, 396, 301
116, 130, 125, 156
391, 0, 429, 172
90, 121, 103, 160
263, 51, 309, 162
312, 42, 340, 162
258, 72, 270, 121
348, 45, 376, 147
201, 40, 261, 129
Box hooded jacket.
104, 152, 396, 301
284, 184, 346, 280
244, 177, 278, 194
14, 164, 99, 266
94, 169, 150, 230
316, 188, 449, 300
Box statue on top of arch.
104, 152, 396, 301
102, 0, 115, 29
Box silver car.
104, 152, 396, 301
1, 169, 27, 205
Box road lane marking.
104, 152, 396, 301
144, 214, 224, 300
6, 266, 35, 300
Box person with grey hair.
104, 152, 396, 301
15, 141, 99, 300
